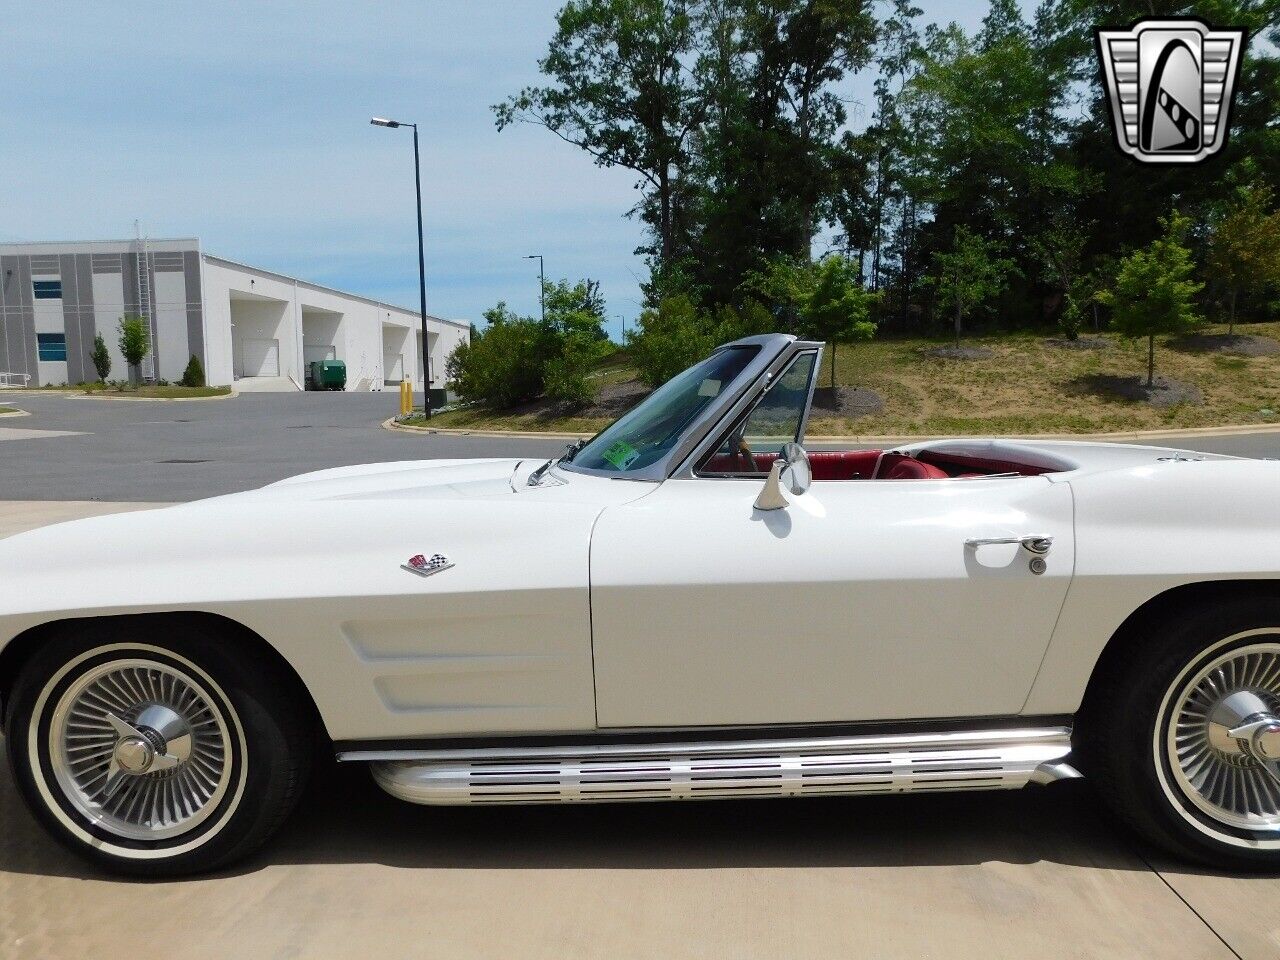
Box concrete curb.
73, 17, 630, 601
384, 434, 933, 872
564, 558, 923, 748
383, 417, 587, 440
385, 417, 1280, 444
0, 407, 31, 418
63, 389, 238, 403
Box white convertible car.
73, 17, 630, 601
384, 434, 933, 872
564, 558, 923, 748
4, 333, 1280, 875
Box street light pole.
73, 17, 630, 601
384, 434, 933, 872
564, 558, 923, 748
524, 254, 545, 325
371, 116, 432, 418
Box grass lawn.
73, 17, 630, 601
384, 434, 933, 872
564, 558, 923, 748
418, 322, 1280, 437
83, 384, 232, 399
0, 406, 16, 414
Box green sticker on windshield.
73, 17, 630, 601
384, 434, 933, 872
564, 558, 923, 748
601, 440, 640, 470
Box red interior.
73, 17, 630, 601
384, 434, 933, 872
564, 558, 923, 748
701, 448, 1053, 480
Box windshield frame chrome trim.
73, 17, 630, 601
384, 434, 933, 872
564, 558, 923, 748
669, 338, 824, 481
557, 334, 795, 482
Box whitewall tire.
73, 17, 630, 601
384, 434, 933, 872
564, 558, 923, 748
1089, 597, 1280, 870
5, 618, 311, 877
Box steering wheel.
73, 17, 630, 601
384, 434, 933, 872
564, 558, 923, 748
730, 431, 758, 473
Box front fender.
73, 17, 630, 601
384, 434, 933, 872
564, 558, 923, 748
0, 497, 599, 741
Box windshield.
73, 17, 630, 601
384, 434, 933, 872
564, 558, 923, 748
567, 346, 761, 474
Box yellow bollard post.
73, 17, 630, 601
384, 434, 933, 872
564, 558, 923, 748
399, 380, 412, 416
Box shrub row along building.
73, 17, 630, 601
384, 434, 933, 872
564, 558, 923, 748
0, 238, 468, 391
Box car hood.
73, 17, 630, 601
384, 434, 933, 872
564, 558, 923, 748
0, 457, 653, 635
237, 457, 531, 503
194, 457, 651, 506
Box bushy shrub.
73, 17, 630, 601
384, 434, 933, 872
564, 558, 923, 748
1058, 297, 1083, 341
448, 279, 615, 410
544, 335, 605, 407
447, 304, 556, 407
710, 298, 775, 343
626, 295, 716, 387
181, 354, 205, 388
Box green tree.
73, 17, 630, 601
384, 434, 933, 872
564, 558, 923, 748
117, 314, 150, 385
1100, 211, 1204, 388
626, 294, 715, 386
542, 277, 609, 341
90, 332, 111, 381
1075, 257, 1117, 334
903, 5, 1080, 243
181, 355, 205, 388
844, 0, 921, 301
541, 277, 613, 407
1031, 220, 1088, 340
710, 298, 775, 343
1207, 182, 1280, 335
688, 0, 878, 301
501, 0, 877, 305
928, 226, 1015, 345
740, 255, 814, 333
495, 0, 702, 264
803, 255, 878, 389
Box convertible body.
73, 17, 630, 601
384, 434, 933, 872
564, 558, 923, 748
3, 437, 1275, 742
5, 333, 1280, 873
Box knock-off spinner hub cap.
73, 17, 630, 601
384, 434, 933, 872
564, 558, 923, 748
113, 735, 155, 774
1165, 639, 1280, 832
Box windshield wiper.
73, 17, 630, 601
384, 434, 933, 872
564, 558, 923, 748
527, 441, 585, 487
527, 459, 555, 486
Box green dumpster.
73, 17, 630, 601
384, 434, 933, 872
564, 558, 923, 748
308, 359, 346, 391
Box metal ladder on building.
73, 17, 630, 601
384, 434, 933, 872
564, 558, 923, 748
134, 224, 155, 380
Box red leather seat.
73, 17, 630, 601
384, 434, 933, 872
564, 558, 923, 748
881, 457, 948, 480
809, 450, 880, 480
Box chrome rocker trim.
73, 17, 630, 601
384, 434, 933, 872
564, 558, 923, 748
357, 726, 1079, 806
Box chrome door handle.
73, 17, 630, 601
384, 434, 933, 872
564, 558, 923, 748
965, 535, 1053, 555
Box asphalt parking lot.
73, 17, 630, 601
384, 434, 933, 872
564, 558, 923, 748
0, 392, 567, 501
4, 399, 1280, 957
3, 389, 1280, 502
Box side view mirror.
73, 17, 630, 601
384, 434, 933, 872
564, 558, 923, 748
754, 442, 812, 511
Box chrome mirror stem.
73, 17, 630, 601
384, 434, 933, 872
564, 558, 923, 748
754, 461, 789, 511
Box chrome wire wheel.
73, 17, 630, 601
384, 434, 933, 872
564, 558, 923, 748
43, 655, 238, 843
1160, 632, 1280, 838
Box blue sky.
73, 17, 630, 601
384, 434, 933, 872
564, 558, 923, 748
3, 2, 1001, 339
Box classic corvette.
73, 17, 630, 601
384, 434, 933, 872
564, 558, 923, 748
4, 332, 1280, 876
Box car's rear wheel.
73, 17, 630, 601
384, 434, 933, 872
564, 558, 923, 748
5, 618, 311, 877
1089, 596, 1280, 869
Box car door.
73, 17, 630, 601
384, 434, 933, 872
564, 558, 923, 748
588, 355, 1076, 729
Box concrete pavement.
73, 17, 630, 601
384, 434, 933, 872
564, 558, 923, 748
2, 501, 1279, 959
0, 500, 160, 538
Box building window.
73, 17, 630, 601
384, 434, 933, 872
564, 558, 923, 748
37, 333, 67, 361
32, 280, 63, 299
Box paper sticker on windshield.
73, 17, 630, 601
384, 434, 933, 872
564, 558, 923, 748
697, 378, 722, 397
602, 440, 640, 470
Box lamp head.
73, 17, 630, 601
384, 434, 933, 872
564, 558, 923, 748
370, 117, 402, 128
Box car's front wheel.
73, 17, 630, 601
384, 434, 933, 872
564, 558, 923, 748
5, 618, 311, 877
1089, 596, 1280, 869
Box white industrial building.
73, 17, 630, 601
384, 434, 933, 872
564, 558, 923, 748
0, 238, 469, 392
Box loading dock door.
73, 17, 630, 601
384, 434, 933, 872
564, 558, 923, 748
384, 352, 404, 384
242, 338, 280, 377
